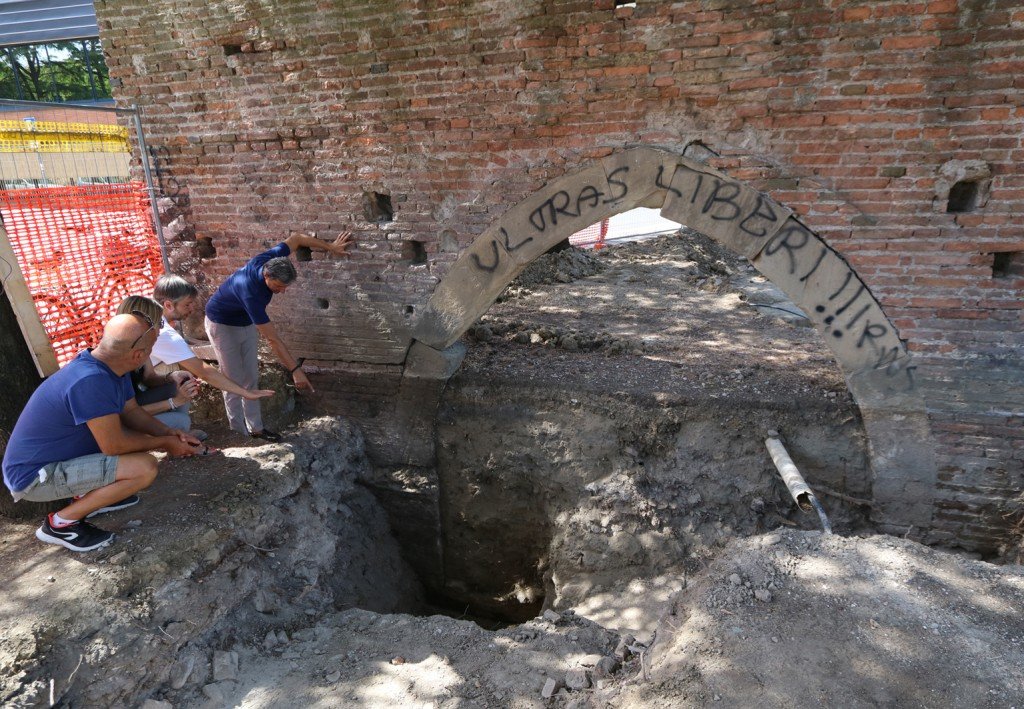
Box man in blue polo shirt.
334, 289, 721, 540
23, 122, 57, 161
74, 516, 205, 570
205, 230, 354, 441
3, 313, 203, 552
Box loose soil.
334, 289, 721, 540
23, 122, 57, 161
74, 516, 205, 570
2, 232, 1023, 708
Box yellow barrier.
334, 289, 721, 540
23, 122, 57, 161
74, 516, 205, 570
0, 120, 129, 154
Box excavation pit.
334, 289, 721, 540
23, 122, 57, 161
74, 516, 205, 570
367, 232, 875, 633
3, 235, 1022, 707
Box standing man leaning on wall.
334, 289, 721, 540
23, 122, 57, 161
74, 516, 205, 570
204, 231, 354, 441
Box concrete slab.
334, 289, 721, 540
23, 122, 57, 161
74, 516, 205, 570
405, 340, 467, 381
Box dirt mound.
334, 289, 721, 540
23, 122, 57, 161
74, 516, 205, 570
604, 531, 1024, 708
605, 227, 743, 278
0, 418, 418, 708
4, 423, 1022, 707
505, 245, 605, 292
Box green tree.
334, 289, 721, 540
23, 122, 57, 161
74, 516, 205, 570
0, 40, 111, 102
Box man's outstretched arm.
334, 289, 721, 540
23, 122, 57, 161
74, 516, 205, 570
255, 321, 315, 393
283, 230, 354, 258
178, 356, 275, 400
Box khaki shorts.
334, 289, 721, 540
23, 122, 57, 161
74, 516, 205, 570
16, 453, 120, 503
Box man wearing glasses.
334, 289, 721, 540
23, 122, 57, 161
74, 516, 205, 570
205, 230, 354, 441
2, 312, 203, 552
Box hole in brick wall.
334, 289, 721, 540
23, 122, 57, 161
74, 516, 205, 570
316, 298, 329, 309
196, 237, 217, 259
295, 246, 312, 262
947, 180, 980, 213
440, 229, 459, 253
405, 305, 415, 316
615, 0, 637, 7
363, 191, 394, 223
222, 44, 242, 56
991, 251, 1023, 279
402, 240, 427, 265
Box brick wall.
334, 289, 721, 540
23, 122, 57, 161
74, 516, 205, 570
95, 0, 1024, 550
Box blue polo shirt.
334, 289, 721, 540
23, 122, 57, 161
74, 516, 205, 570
205, 243, 291, 327
2, 350, 134, 493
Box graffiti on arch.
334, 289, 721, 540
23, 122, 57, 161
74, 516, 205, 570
415, 147, 911, 390
754, 218, 913, 389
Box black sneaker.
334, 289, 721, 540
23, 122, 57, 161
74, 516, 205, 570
250, 429, 282, 442
85, 494, 140, 518
35, 516, 115, 552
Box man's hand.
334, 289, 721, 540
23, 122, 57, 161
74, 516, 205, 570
164, 431, 202, 457
169, 370, 192, 386
169, 429, 202, 446
293, 369, 315, 393
242, 388, 276, 400
330, 230, 355, 257
169, 371, 199, 402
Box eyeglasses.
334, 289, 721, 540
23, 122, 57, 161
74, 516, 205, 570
129, 309, 156, 349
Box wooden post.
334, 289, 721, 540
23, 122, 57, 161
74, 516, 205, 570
0, 276, 56, 521
0, 222, 60, 520
0, 223, 58, 377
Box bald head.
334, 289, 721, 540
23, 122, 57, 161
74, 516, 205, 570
91, 313, 157, 374
102, 313, 155, 354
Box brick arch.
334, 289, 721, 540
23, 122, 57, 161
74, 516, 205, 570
410, 147, 937, 534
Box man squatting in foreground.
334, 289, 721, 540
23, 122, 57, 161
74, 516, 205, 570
204, 231, 354, 441
2, 313, 203, 551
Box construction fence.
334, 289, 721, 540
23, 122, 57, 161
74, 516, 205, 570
0, 100, 165, 368
569, 207, 682, 249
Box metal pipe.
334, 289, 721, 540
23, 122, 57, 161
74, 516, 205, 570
765, 434, 832, 534
130, 105, 170, 273
0, 97, 133, 114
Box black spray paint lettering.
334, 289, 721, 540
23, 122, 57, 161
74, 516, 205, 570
860, 327, 915, 386
704, 181, 742, 221
762, 219, 909, 382
856, 322, 889, 351
812, 261, 902, 377
799, 247, 828, 283
528, 167, 630, 232
528, 190, 578, 231
656, 165, 682, 197
674, 165, 779, 237
856, 321, 916, 387
764, 223, 812, 275
871, 344, 903, 371
470, 227, 534, 273
739, 196, 780, 237
603, 166, 629, 204
815, 270, 870, 339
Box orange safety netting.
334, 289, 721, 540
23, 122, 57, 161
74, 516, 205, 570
0, 183, 163, 366
569, 218, 610, 249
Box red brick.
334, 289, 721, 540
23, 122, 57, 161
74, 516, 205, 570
881, 35, 941, 50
